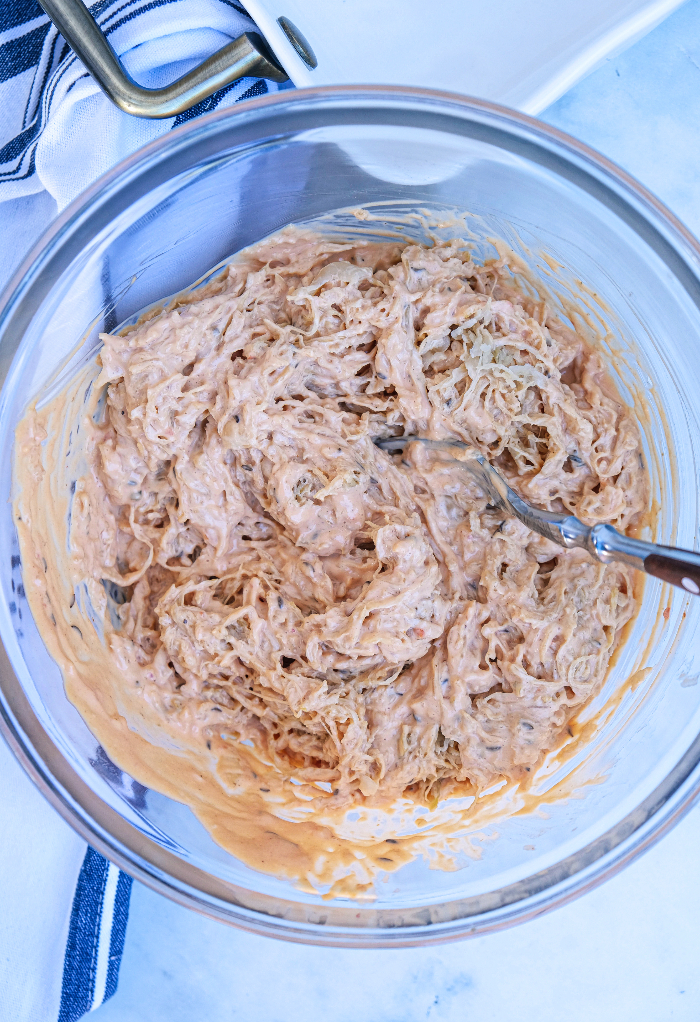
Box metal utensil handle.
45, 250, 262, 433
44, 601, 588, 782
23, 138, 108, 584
590, 524, 700, 596
37, 0, 288, 119
376, 439, 700, 598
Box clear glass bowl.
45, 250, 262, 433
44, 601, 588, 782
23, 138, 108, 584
1, 87, 699, 947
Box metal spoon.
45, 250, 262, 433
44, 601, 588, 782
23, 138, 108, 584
373, 435, 700, 597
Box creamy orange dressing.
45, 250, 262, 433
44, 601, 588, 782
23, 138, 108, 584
14, 228, 647, 893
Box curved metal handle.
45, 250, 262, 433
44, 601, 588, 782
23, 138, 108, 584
37, 0, 288, 119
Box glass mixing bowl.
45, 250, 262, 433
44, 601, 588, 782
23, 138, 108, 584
1, 87, 699, 947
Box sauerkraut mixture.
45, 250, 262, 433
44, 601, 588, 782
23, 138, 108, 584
70, 229, 646, 808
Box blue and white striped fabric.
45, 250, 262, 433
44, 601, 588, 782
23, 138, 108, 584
0, 1, 285, 1018
58, 851, 133, 1021
0, 0, 287, 206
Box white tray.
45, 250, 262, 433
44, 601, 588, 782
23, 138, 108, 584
247, 0, 686, 114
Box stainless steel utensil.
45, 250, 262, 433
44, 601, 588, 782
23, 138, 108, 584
374, 435, 700, 596
37, 0, 289, 119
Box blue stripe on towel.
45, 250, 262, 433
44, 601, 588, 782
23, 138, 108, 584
0, 0, 44, 34
0, 22, 50, 84
105, 870, 133, 1002
58, 848, 133, 1021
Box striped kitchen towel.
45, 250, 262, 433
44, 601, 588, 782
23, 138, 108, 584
0, 0, 289, 209
0, 1, 287, 1018
0, 732, 132, 1021
58, 851, 133, 1022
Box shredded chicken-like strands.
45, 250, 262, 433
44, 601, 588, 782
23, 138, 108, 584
70, 229, 646, 809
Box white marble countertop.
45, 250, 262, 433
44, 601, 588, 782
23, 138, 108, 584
91, 3, 700, 1017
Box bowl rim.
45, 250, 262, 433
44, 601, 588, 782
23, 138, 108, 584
2, 83, 700, 946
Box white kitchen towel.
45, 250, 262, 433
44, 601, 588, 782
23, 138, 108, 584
0, 1, 288, 1018
0, 0, 290, 208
